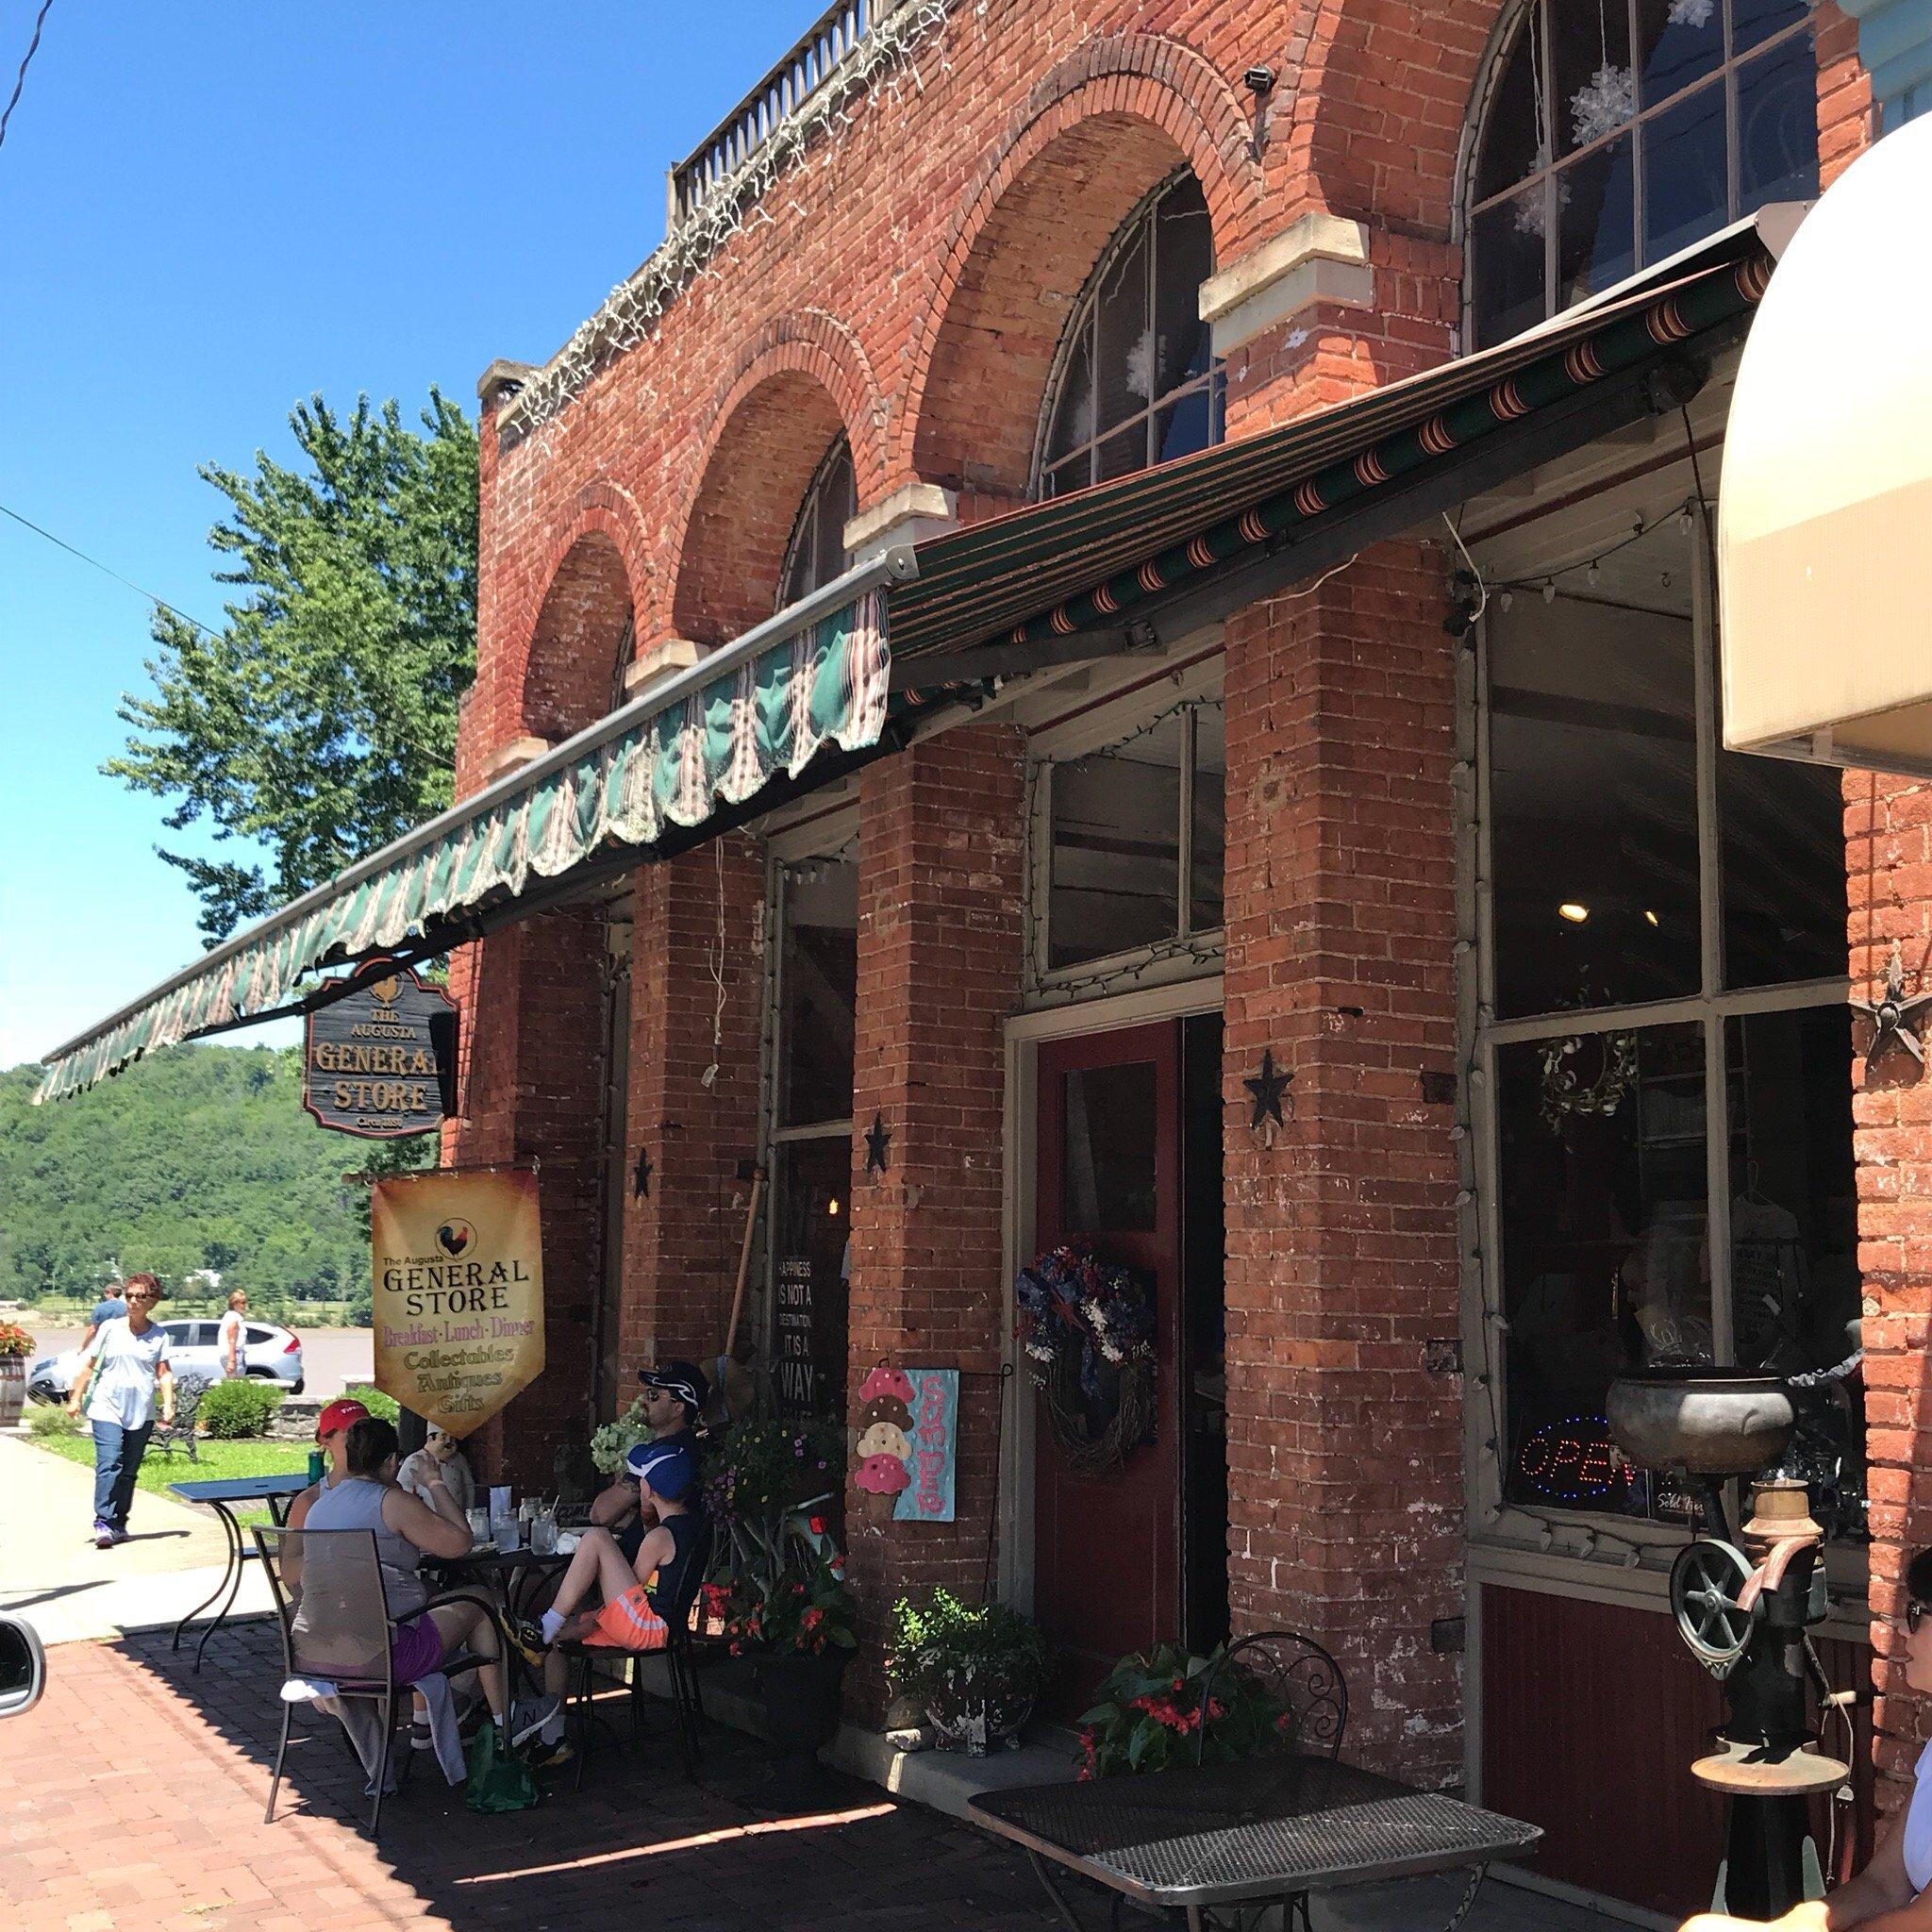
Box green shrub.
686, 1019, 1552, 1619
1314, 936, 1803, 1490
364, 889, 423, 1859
340, 1383, 399, 1424
26, 1401, 77, 1441
198, 1377, 284, 1439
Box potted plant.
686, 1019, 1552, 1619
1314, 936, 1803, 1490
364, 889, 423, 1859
722, 1554, 858, 1807
702, 1414, 844, 1607
1074, 1642, 1291, 1781
888, 1589, 1051, 1755
0, 1322, 35, 1430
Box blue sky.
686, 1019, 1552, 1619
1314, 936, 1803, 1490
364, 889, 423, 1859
0, 1, 815, 1071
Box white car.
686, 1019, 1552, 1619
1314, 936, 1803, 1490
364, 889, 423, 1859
27, 1319, 306, 1401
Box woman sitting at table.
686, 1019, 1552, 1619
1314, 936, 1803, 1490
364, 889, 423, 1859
1684, 1547, 1932, 1932
304, 1416, 508, 1740
507, 1439, 703, 1766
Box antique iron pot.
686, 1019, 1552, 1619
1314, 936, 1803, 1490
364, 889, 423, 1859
1605, 1368, 1796, 1475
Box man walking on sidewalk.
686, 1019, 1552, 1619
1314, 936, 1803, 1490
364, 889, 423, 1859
66, 1273, 175, 1548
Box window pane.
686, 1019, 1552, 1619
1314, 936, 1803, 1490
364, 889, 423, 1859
1737, 32, 1821, 209
1488, 570, 1701, 1016
1094, 224, 1150, 442
1041, 452, 1090, 500
1190, 705, 1225, 933
1643, 78, 1729, 262
1555, 0, 1633, 156
1152, 178, 1214, 401
1499, 1022, 1709, 1517
772, 1136, 852, 1420
1733, 0, 1809, 57
1049, 712, 1184, 970
1476, 11, 1547, 200
1063, 1061, 1158, 1232
1720, 747, 1846, 989
779, 857, 858, 1128
1155, 386, 1216, 466
1472, 186, 1549, 348
1556, 136, 1637, 310
1044, 323, 1095, 473
1095, 422, 1149, 485
1634, 0, 1723, 107
1724, 1006, 1862, 1534
813, 443, 856, 588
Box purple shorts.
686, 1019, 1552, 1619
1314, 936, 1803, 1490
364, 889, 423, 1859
391, 1613, 445, 1685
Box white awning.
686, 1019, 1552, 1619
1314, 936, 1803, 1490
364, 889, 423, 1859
1720, 112, 1932, 774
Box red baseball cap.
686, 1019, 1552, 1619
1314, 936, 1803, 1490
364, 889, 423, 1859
315, 1397, 371, 1441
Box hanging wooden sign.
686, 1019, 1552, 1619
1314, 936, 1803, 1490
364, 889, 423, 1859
303, 962, 458, 1138
371, 1167, 544, 1438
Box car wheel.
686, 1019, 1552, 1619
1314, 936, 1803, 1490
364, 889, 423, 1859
290, 1379, 305, 1395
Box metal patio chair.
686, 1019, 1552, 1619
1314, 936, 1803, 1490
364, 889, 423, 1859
253, 1525, 499, 1836
558, 1513, 714, 1787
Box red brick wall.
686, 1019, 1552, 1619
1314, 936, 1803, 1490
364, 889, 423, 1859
841, 722, 1026, 1721
1220, 543, 1464, 1784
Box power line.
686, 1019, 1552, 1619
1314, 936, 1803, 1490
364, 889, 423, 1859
0, 0, 56, 155
0, 498, 223, 641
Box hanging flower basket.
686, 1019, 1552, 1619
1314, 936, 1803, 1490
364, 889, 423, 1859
1014, 1243, 1157, 1476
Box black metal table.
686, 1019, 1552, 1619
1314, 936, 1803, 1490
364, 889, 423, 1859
167, 1473, 314, 1671
969, 1758, 1541, 1932
424, 1545, 570, 1622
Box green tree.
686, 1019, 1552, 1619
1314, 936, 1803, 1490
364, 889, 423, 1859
107, 391, 477, 943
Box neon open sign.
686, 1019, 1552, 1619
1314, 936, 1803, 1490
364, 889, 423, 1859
1513, 1413, 1628, 1506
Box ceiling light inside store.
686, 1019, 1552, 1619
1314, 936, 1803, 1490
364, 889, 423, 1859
1558, 903, 1590, 924
1643, 909, 1660, 927
827, 1197, 841, 1216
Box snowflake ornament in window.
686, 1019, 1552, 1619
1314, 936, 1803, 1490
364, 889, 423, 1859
1511, 175, 1573, 242
1571, 61, 1636, 148
1667, 0, 1715, 27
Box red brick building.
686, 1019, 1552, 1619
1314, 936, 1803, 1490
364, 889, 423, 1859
42, 0, 1932, 1920
431, 2, 1898, 1917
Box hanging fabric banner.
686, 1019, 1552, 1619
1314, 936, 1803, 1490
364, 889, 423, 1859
371, 1169, 544, 1438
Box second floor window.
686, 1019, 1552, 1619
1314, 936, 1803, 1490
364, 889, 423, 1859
1034, 173, 1223, 499
778, 435, 858, 608
1467, 0, 1820, 348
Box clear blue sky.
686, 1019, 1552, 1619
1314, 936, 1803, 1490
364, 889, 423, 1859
0, 0, 816, 1072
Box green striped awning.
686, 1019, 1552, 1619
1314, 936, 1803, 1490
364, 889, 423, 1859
36, 582, 893, 1102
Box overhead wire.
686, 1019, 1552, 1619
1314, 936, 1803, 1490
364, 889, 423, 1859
0, 0, 54, 155
0, 497, 225, 641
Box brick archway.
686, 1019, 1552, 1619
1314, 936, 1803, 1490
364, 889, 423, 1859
898, 39, 1262, 506
667, 352, 859, 648
519, 527, 638, 741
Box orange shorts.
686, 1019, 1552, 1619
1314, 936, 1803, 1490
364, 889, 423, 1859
581, 1583, 668, 1653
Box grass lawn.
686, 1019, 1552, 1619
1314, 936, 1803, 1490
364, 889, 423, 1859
25, 1420, 310, 1503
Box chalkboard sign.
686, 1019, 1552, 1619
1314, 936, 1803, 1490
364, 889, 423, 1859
303, 962, 458, 1139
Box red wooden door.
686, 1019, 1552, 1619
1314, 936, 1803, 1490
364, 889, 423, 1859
1033, 1021, 1183, 1710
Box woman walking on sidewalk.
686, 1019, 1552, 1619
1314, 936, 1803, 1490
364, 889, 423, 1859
65, 1272, 175, 1548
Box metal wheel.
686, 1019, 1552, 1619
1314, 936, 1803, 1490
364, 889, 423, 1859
1671, 1538, 1758, 1675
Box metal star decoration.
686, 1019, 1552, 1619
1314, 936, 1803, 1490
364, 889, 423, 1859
1850, 941, 1932, 1079
632, 1149, 653, 1199
863, 1111, 891, 1176
1243, 1049, 1292, 1143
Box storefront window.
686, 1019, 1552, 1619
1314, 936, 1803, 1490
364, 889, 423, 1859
1480, 509, 1858, 1535
777, 856, 858, 1129
771, 1136, 851, 1419
1467, 0, 1819, 348
1041, 701, 1224, 976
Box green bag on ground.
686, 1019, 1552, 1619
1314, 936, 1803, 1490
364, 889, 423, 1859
463, 1720, 540, 1813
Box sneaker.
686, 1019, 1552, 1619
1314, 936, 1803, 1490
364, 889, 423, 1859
531, 1735, 575, 1770
507, 1616, 550, 1671
409, 1719, 435, 1753
108, 1526, 133, 1545
510, 1693, 562, 1750
92, 1520, 115, 1549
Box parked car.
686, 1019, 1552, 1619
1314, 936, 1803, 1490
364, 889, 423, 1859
26, 1319, 305, 1402
0, 1612, 44, 1720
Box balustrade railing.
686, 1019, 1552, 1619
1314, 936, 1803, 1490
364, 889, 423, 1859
668, 0, 876, 229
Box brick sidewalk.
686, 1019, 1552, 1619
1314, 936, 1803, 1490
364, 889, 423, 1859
1, 1621, 1054, 1932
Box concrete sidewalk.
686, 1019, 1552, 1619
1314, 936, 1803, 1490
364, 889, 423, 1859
0, 1430, 275, 1646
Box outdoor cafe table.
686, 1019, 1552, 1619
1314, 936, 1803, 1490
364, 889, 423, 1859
969, 1757, 1542, 1932
167, 1472, 313, 1671
423, 1545, 570, 1621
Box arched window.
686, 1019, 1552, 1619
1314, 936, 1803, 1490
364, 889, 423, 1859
1467, 0, 1819, 348
1033, 173, 1222, 500
777, 435, 858, 609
